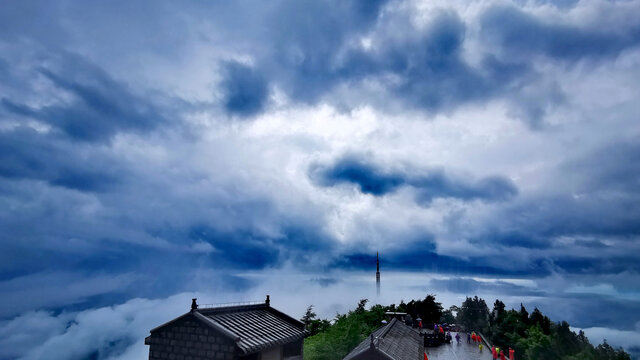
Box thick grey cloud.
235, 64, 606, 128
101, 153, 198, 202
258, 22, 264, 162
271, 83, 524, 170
1, 54, 166, 142
310, 155, 518, 204
220, 61, 269, 116
480, 4, 640, 62
0, 128, 123, 191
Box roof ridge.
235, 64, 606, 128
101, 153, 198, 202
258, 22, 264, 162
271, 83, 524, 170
197, 303, 267, 314
376, 317, 397, 342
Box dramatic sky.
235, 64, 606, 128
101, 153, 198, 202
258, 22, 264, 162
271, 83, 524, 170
1, 0, 640, 358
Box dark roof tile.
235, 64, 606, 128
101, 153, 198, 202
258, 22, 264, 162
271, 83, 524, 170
344, 318, 423, 360
148, 302, 307, 355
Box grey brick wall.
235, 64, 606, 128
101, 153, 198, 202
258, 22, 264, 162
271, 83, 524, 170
147, 315, 236, 360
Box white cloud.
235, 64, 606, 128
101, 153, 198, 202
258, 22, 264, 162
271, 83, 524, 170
574, 326, 640, 354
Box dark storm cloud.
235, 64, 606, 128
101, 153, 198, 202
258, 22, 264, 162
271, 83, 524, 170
480, 4, 640, 62
500, 194, 640, 241
566, 141, 640, 195
220, 61, 269, 116
265, 0, 389, 102
553, 256, 640, 275
246, 2, 640, 127
265, 8, 536, 116
332, 244, 551, 277
311, 155, 518, 203
251, 5, 577, 128
476, 230, 552, 250
453, 139, 640, 279
188, 225, 281, 269
0, 128, 122, 192
2, 55, 165, 142
360, 11, 502, 111
188, 222, 337, 270
489, 141, 640, 245
310, 156, 404, 195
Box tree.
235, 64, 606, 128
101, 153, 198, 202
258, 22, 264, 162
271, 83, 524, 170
440, 308, 455, 324
307, 319, 331, 337
519, 325, 554, 360
594, 340, 632, 360
519, 304, 529, 326
529, 307, 551, 335
399, 294, 443, 325
304, 299, 386, 360
466, 299, 632, 360
301, 305, 317, 327
417, 295, 444, 324
491, 299, 506, 325
397, 300, 407, 312
456, 296, 489, 331
355, 299, 368, 313
305, 297, 632, 360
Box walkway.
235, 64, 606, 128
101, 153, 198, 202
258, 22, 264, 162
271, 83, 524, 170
424, 332, 494, 360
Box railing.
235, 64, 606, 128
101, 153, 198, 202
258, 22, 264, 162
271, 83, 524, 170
198, 300, 265, 308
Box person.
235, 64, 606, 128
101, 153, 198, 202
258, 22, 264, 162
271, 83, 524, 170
500, 349, 506, 360
479, 343, 484, 352
434, 324, 438, 331
492, 347, 498, 360
509, 348, 515, 360
455, 333, 460, 344
467, 333, 471, 343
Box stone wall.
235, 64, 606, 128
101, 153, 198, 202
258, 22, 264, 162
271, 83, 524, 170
147, 314, 236, 360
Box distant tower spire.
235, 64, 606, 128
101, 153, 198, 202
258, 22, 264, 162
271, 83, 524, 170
376, 252, 380, 296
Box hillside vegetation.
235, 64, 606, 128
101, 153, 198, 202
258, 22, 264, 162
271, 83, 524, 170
302, 295, 631, 360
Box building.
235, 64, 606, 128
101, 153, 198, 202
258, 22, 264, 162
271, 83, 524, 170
342, 318, 424, 360
145, 296, 308, 360
384, 312, 408, 323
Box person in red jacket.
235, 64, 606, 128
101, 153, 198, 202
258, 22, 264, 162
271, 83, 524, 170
509, 347, 515, 360
492, 347, 498, 360
500, 349, 506, 360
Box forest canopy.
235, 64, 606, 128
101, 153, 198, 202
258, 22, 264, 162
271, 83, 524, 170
302, 295, 631, 360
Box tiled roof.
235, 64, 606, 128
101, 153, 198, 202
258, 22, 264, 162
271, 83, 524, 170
148, 302, 308, 355
199, 305, 307, 354
343, 318, 424, 360
342, 325, 388, 360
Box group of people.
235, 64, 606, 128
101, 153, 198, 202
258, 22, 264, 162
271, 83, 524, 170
490, 345, 515, 360
452, 330, 515, 359
432, 323, 445, 333
466, 331, 481, 344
